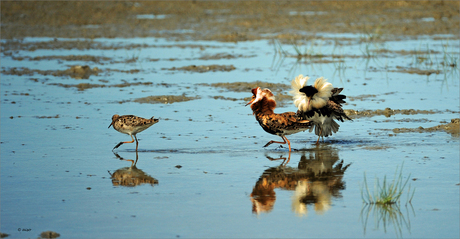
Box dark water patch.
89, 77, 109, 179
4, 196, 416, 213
163, 64, 236, 73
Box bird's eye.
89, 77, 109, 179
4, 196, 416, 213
252, 95, 255, 99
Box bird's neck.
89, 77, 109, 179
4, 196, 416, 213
251, 98, 276, 115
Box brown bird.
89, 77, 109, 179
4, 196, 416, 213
290, 75, 351, 144
108, 114, 159, 151
246, 87, 312, 151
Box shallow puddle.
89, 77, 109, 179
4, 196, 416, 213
1, 34, 459, 238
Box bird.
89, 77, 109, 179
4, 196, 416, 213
246, 87, 312, 152
290, 75, 351, 144
108, 114, 159, 151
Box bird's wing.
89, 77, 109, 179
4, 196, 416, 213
327, 100, 352, 121
267, 112, 312, 132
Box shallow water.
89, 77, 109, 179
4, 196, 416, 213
1, 35, 459, 238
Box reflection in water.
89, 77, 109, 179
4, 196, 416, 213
251, 148, 351, 216
361, 203, 415, 238
108, 152, 158, 187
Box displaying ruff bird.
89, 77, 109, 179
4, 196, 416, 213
109, 114, 159, 151
246, 87, 312, 151
290, 75, 351, 144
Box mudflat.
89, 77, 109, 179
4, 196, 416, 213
2, 1, 459, 40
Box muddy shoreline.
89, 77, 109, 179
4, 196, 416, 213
2, 1, 459, 41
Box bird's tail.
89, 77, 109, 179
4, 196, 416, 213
315, 119, 340, 137
150, 116, 160, 124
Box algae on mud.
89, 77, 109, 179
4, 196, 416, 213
163, 64, 236, 73
392, 118, 460, 137
2, 65, 100, 79
133, 94, 200, 104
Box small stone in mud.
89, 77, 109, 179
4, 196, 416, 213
66, 65, 100, 79
86, 187, 91, 190
39, 231, 60, 239
175, 165, 182, 169
1, 232, 10, 238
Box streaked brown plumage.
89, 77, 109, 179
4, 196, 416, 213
247, 87, 312, 151
108, 114, 159, 151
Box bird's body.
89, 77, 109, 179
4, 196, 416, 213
247, 87, 312, 151
290, 75, 351, 144
109, 114, 159, 151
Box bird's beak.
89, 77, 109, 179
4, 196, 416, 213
245, 98, 255, 106
108, 121, 113, 128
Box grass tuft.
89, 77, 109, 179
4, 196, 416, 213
361, 163, 415, 205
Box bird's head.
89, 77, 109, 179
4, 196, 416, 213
246, 87, 276, 113
108, 114, 120, 128
290, 75, 333, 112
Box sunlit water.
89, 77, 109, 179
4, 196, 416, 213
1, 35, 459, 238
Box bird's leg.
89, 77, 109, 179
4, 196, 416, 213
264, 136, 291, 152
284, 136, 292, 152
316, 128, 323, 145
264, 136, 287, 148
113, 135, 135, 150
134, 135, 139, 151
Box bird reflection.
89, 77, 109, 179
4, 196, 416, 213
250, 148, 350, 216
108, 152, 158, 187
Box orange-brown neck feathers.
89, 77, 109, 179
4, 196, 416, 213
249, 87, 276, 114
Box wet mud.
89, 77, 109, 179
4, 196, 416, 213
393, 118, 460, 137
50, 82, 153, 91
344, 108, 443, 118
2, 1, 458, 40
133, 94, 200, 104
163, 64, 236, 73
39, 231, 60, 239
2, 65, 100, 79
390, 66, 442, 76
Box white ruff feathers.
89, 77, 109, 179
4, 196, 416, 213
251, 87, 275, 106
290, 75, 333, 111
